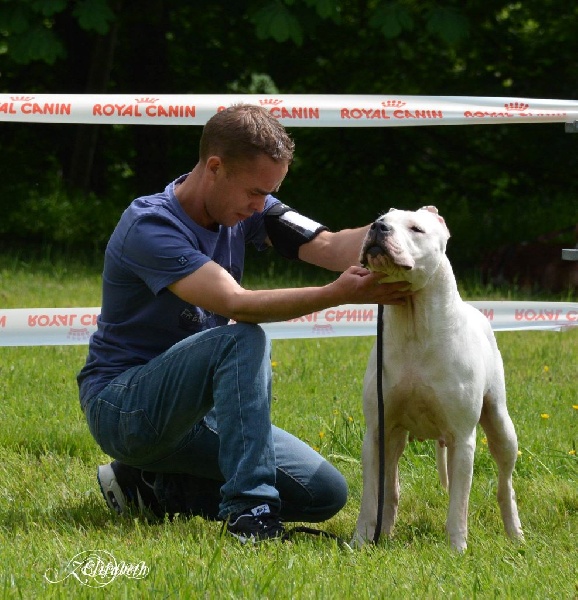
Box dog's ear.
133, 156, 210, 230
388, 208, 397, 213
420, 205, 450, 238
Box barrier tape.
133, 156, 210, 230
1, 94, 577, 127
1, 94, 576, 346
0, 302, 576, 347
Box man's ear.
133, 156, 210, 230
205, 156, 223, 177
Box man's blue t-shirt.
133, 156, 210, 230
77, 174, 278, 402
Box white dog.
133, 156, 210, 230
353, 206, 523, 552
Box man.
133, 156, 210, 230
77, 104, 410, 544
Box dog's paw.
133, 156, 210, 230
506, 526, 524, 543
447, 527, 468, 553
350, 530, 371, 549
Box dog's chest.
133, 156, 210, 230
375, 312, 489, 442
385, 374, 450, 442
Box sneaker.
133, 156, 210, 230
226, 504, 285, 544
97, 461, 163, 519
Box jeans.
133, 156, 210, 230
83, 323, 347, 521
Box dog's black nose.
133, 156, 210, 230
371, 220, 392, 234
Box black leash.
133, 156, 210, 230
289, 304, 386, 547
283, 526, 352, 550
224, 303, 387, 548
286, 304, 386, 547
372, 303, 385, 544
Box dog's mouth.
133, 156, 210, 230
362, 245, 413, 271
363, 253, 409, 281
362, 245, 386, 264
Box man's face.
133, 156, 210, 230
205, 154, 289, 228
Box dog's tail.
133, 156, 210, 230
436, 443, 448, 490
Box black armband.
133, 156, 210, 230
264, 203, 328, 259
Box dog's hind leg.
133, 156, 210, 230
445, 432, 476, 552
480, 393, 524, 541
436, 443, 448, 490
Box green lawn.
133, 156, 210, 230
0, 253, 576, 599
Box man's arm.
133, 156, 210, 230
168, 258, 409, 324
297, 227, 370, 272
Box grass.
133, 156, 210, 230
0, 250, 577, 599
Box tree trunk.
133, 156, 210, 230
67, 0, 122, 193
123, 1, 171, 195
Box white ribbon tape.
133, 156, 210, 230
1, 94, 577, 127
3, 95, 574, 344
0, 302, 576, 347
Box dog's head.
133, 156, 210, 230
359, 206, 450, 291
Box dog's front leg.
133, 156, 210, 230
353, 425, 407, 546
445, 432, 476, 552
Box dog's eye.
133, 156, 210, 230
410, 225, 425, 233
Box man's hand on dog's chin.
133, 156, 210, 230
333, 266, 412, 306
376, 278, 413, 306
366, 267, 413, 305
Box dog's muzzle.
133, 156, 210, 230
361, 220, 393, 266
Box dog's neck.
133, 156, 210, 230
385, 256, 461, 337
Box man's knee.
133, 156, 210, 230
227, 322, 269, 355
314, 461, 348, 520
280, 460, 348, 522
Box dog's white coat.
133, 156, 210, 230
353, 207, 523, 552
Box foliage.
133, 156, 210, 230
1, 179, 123, 249
0, 1, 577, 269
0, 0, 114, 64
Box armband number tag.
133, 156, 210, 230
280, 211, 324, 233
